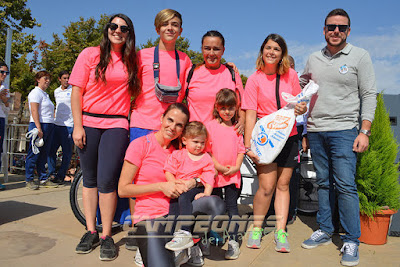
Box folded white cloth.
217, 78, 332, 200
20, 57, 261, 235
26, 128, 44, 154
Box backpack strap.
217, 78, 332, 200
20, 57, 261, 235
224, 63, 236, 83
184, 64, 238, 103
183, 64, 197, 103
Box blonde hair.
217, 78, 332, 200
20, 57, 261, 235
154, 9, 182, 31
255, 33, 290, 75
212, 88, 239, 124
182, 121, 208, 140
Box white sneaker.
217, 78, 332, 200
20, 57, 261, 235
134, 249, 143, 267
225, 240, 240, 260
174, 249, 189, 267
165, 230, 194, 251
187, 245, 204, 266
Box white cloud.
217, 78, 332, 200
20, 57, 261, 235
231, 26, 400, 94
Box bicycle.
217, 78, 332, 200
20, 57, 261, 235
69, 167, 124, 232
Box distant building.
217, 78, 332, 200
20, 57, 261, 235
383, 94, 400, 162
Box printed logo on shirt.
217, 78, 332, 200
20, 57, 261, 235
339, 64, 348, 74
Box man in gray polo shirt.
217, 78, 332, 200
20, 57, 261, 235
299, 8, 376, 267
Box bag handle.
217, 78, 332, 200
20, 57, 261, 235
275, 74, 281, 110
153, 45, 180, 82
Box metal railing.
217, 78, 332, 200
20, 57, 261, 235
4, 123, 29, 182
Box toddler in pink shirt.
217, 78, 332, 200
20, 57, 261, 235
164, 121, 215, 252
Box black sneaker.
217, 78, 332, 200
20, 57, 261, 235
75, 231, 100, 254
99, 236, 117, 261
125, 231, 138, 251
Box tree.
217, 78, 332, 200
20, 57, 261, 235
0, 0, 40, 63
39, 15, 109, 100
356, 93, 400, 217
240, 74, 248, 88
139, 36, 204, 64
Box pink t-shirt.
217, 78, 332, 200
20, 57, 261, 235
181, 64, 244, 124
164, 148, 215, 187
130, 47, 192, 130
124, 133, 175, 224
206, 119, 245, 188
69, 46, 131, 129
241, 69, 301, 136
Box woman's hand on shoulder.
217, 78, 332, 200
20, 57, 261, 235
234, 117, 245, 135
226, 62, 239, 73
73, 126, 86, 149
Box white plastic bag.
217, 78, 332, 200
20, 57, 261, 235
251, 80, 319, 164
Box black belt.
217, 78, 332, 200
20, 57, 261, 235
83, 111, 128, 120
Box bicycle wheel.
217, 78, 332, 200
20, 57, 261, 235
69, 169, 86, 226
69, 168, 123, 232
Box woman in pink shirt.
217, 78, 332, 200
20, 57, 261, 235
242, 34, 307, 252
119, 103, 192, 267
182, 30, 245, 134
69, 14, 140, 261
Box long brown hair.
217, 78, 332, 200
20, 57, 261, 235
212, 88, 239, 124
95, 13, 140, 98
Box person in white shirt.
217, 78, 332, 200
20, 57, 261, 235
0, 62, 10, 190
25, 70, 57, 190
47, 70, 73, 184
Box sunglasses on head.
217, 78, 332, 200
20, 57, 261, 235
108, 23, 129, 33
0, 70, 9, 75
326, 24, 349, 32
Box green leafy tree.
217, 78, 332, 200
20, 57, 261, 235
1, 0, 40, 122
0, 0, 40, 62
139, 36, 204, 64
39, 15, 109, 100
356, 93, 400, 217
240, 74, 248, 88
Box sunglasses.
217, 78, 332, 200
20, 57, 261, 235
326, 24, 349, 32
108, 23, 130, 33
0, 70, 9, 75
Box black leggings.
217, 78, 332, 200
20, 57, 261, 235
135, 219, 175, 267
79, 127, 129, 193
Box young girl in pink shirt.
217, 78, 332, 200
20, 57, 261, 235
164, 121, 215, 252
206, 88, 245, 260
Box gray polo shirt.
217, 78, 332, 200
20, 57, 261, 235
299, 43, 376, 132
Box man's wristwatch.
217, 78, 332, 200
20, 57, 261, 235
360, 129, 371, 137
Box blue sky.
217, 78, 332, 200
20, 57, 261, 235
25, 0, 399, 94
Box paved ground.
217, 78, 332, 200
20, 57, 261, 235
1, 173, 399, 266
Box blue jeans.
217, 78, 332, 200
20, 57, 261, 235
0, 117, 5, 168
47, 125, 73, 180
25, 122, 55, 181
308, 128, 360, 244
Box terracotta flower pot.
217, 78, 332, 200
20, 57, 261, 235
359, 209, 397, 245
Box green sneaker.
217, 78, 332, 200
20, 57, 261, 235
274, 229, 290, 253
26, 180, 39, 190
40, 179, 59, 188
246, 227, 262, 249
